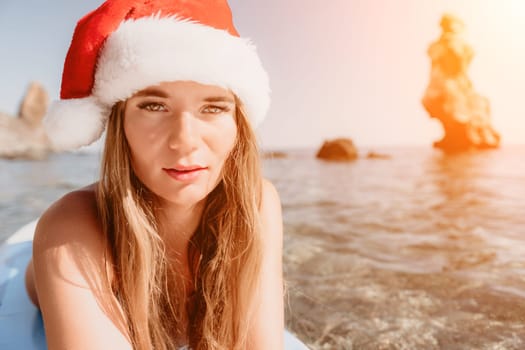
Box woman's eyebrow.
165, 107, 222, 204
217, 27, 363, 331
203, 96, 235, 104
133, 88, 169, 98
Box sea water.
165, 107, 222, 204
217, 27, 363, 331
2, 145, 525, 349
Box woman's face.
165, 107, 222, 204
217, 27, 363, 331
124, 81, 237, 207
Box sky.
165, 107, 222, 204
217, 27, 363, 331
0, 0, 524, 150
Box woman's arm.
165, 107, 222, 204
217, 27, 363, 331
247, 179, 285, 349
32, 189, 132, 350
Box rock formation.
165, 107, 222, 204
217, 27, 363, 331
422, 14, 500, 153
366, 151, 391, 160
0, 82, 50, 159
262, 150, 287, 159
316, 138, 358, 161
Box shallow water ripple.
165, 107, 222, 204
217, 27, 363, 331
265, 146, 525, 349
3, 147, 525, 349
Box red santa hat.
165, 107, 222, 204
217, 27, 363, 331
44, 0, 270, 151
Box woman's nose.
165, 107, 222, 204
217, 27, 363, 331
167, 112, 199, 152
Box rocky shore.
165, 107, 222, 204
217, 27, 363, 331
0, 82, 50, 159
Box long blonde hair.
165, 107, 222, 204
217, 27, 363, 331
96, 97, 263, 350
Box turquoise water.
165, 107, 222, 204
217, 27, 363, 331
2, 145, 525, 349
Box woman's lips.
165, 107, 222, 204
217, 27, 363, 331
163, 167, 207, 182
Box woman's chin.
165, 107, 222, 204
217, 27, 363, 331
157, 189, 209, 209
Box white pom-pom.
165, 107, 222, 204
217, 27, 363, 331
44, 97, 109, 152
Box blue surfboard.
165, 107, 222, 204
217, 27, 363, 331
0, 220, 309, 350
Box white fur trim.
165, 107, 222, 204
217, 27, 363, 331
94, 16, 270, 127
44, 97, 109, 151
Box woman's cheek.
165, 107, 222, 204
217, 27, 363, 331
126, 119, 162, 151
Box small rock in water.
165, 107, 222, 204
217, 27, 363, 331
316, 138, 358, 161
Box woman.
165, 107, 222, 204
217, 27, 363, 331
24, 1, 284, 349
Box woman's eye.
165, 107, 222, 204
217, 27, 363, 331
138, 102, 167, 112
202, 105, 228, 114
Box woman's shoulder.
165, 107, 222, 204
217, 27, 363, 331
261, 178, 281, 214
31, 187, 132, 347
33, 182, 104, 260
259, 178, 283, 242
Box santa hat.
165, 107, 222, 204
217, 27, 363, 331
44, 0, 270, 151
